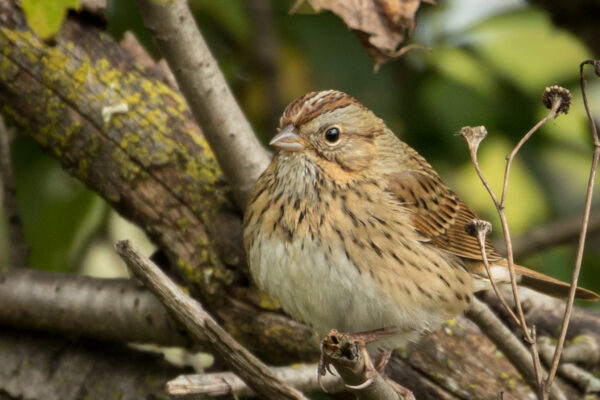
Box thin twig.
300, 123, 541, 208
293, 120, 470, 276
167, 364, 345, 398
460, 122, 552, 397
461, 88, 569, 399
544, 60, 600, 394
114, 240, 308, 400
136, 0, 270, 209
500, 97, 563, 326
0, 114, 29, 268
467, 219, 520, 326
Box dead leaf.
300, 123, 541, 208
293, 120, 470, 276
291, 0, 432, 69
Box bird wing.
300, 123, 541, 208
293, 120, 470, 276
386, 164, 600, 302
387, 169, 503, 262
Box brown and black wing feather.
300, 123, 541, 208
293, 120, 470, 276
386, 159, 599, 302
387, 169, 502, 263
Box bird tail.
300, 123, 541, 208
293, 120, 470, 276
514, 264, 600, 302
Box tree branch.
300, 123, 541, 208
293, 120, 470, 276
508, 205, 600, 259
136, 0, 270, 209
167, 364, 344, 398
0, 4, 597, 398
115, 240, 308, 400
0, 327, 183, 400
0, 113, 28, 268
0, 2, 318, 364
0, 268, 190, 346
537, 336, 600, 394
545, 61, 600, 393
466, 298, 566, 400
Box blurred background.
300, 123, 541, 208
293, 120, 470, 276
1, 0, 599, 305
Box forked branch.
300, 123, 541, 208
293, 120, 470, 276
115, 240, 308, 400
461, 85, 572, 400
544, 60, 600, 394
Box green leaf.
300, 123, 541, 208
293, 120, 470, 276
21, 0, 81, 40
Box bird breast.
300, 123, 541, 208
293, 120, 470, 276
243, 154, 474, 348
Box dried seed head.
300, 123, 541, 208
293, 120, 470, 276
542, 85, 571, 115
466, 219, 492, 238
459, 126, 488, 155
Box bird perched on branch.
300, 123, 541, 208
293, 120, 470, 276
243, 90, 599, 395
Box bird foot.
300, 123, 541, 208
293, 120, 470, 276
373, 347, 393, 374
318, 327, 410, 396
385, 376, 416, 400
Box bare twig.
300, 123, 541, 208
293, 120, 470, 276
0, 268, 190, 346
115, 240, 308, 400
461, 125, 544, 396
466, 298, 566, 400
136, 0, 270, 209
538, 337, 600, 394
0, 114, 29, 268
545, 60, 600, 394
167, 364, 345, 398
461, 86, 571, 399
467, 219, 520, 326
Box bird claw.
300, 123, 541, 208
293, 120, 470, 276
373, 347, 393, 375
384, 376, 416, 400
318, 327, 413, 397
318, 338, 334, 392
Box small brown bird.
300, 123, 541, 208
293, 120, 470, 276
243, 90, 599, 371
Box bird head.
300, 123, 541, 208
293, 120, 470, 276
270, 90, 389, 175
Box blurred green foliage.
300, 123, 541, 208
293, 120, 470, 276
1, 0, 599, 303
21, 0, 80, 40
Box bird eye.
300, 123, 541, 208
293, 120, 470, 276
324, 126, 341, 145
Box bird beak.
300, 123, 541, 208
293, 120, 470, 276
269, 125, 305, 152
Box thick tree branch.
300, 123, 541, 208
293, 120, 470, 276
0, 268, 190, 346
136, 0, 270, 209
0, 328, 183, 400
0, 1, 318, 364
0, 3, 597, 398
466, 298, 565, 400
115, 240, 308, 400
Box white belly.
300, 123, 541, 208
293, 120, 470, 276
247, 231, 435, 348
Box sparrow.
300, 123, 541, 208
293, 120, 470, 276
243, 89, 599, 359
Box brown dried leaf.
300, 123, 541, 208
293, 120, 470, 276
291, 0, 431, 69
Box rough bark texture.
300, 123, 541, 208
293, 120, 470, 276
0, 328, 183, 400
116, 240, 308, 400
136, 0, 270, 209
0, 0, 319, 365
0, 2, 598, 400
0, 268, 191, 346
